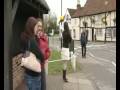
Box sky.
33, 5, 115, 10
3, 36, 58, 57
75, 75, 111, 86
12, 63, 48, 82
45, 0, 87, 19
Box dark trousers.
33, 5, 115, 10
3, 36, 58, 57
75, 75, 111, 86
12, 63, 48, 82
82, 45, 86, 57
41, 68, 46, 90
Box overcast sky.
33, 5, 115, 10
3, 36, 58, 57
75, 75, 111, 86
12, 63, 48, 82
46, 0, 87, 18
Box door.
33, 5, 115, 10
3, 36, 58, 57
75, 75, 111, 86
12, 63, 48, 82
92, 28, 94, 41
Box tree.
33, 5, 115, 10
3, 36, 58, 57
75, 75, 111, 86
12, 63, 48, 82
43, 11, 58, 34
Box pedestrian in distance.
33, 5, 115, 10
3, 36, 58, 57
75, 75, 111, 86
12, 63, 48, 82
80, 30, 87, 58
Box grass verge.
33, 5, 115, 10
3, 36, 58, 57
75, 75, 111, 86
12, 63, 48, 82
48, 50, 81, 75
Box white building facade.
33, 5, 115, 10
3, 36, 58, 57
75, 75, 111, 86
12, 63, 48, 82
64, 0, 116, 41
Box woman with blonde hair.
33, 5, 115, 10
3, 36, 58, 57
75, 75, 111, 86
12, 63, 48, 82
36, 18, 50, 90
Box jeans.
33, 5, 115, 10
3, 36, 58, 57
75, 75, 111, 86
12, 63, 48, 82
41, 68, 46, 90
25, 73, 41, 90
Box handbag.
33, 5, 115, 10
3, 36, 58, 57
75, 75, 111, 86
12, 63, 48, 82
21, 40, 41, 73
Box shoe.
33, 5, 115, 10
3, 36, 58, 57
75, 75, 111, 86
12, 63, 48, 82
63, 70, 68, 82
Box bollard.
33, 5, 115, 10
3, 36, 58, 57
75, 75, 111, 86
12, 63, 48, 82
70, 52, 76, 72
45, 60, 48, 75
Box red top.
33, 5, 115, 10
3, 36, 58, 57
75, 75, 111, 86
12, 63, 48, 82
37, 31, 51, 68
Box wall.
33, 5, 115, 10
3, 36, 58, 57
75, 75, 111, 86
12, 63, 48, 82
71, 11, 116, 41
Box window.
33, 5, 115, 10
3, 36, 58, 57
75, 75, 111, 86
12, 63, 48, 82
73, 29, 76, 38
66, 15, 69, 21
113, 28, 116, 37
66, 15, 71, 23
106, 28, 112, 37
75, 19, 77, 24
112, 28, 116, 38
96, 29, 103, 36
83, 21, 88, 27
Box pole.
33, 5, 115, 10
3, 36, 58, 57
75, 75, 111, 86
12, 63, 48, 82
60, 0, 63, 48
61, 0, 62, 16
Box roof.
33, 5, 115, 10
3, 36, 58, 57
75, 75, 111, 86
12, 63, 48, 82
36, 0, 50, 11
72, 0, 116, 18
67, 8, 76, 17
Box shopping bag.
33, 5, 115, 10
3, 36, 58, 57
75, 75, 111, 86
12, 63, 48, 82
21, 52, 41, 73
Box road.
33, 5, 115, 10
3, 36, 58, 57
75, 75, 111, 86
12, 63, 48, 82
75, 42, 116, 90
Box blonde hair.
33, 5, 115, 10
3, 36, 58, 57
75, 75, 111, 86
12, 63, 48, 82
37, 18, 44, 29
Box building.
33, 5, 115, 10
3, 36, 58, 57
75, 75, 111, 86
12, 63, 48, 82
64, 8, 77, 39
64, 0, 116, 41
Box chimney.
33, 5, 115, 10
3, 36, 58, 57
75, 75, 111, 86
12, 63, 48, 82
77, 0, 81, 9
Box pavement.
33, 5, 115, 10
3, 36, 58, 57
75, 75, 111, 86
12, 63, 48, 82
46, 72, 96, 90
15, 60, 96, 90
15, 74, 95, 90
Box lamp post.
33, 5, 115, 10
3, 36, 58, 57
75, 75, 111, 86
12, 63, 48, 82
61, 0, 62, 17
60, 0, 63, 48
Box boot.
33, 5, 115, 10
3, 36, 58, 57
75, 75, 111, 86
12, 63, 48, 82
63, 70, 68, 82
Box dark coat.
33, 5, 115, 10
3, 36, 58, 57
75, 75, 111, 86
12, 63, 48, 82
80, 32, 87, 46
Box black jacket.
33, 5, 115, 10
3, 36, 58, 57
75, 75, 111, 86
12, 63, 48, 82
80, 32, 87, 46
62, 31, 72, 48
21, 37, 44, 76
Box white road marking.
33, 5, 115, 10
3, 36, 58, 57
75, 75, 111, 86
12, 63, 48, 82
88, 52, 94, 57
112, 61, 116, 67
88, 52, 109, 63
109, 50, 116, 53
88, 51, 116, 68
108, 68, 116, 73
110, 46, 116, 47
75, 44, 106, 50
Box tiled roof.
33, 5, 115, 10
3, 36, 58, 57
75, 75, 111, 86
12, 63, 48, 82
72, 0, 116, 18
67, 8, 76, 17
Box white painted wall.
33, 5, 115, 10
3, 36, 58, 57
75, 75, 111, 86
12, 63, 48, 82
64, 8, 116, 41
71, 11, 116, 41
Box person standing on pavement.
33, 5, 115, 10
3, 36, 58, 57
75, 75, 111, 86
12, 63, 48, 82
36, 18, 50, 90
21, 17, 44, 90
80, 30, 87, 58
61, 22, 72, 82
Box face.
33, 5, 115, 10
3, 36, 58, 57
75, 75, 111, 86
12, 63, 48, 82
34, 21, 43, 35
37, 21, 43, 32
